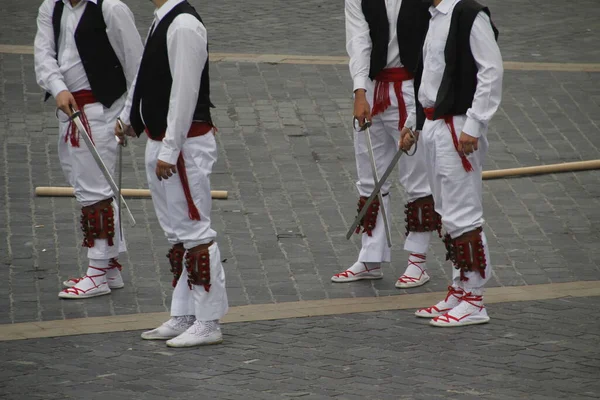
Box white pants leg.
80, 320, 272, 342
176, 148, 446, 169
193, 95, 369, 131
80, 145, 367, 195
59, 99, 127, 261
421, 116, 492, 290
145, 132, 228, 321
354, 79, 433, 262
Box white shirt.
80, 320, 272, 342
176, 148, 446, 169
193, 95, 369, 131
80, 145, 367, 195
417, 0, 503, 138
34, 0, 143, 99
345, 0, 403, 92
120, 0, 209, 166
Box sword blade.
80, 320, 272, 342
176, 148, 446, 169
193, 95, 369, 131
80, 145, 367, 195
70, 111, 136, 227
346, 147, 403, 240
364, 125, 392, 248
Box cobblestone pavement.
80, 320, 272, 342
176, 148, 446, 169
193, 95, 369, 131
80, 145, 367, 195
1, 296, 600, 400
1, 0, 599, 62
0, 0, 600, 324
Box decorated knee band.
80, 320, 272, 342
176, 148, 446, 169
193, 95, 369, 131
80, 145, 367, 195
167, 244, 185, 288
80, 198, 115, 248
444, 228, 487, 281
185, 247, 211, 292
354, 194, 385, 236
404, 195, 442, 237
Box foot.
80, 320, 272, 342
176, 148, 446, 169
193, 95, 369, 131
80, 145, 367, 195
430, 292, 490, 327
414, 286, 464, 318
141, 315, 196, 340
331, 262, 383, 283
395, 253, 430, 288
166, 320, 223, 348
63, 258, 124, 289
58, 266, 112, 299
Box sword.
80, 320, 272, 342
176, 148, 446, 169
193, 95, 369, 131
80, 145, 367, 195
116, 118, 127, 238
346, 123, 417, 240
68, 106, 136, 227
358, 119, 392, 248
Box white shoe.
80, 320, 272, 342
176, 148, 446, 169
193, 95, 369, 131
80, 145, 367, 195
166, 320, 223, 348
395, 271, 430, 288
396, 253, 430, 288
430, 293, 490, 327
141, 316, 196, 340
415, 286, 464, 318
63, 259, 124, 289
58, 281, 111, 299
331, 262, 383, 283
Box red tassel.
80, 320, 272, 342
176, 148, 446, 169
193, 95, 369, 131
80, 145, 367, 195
371, 80, 391, 117
393, 81, 408, 130
444, 116, 473, 172
176, 153, 201, 221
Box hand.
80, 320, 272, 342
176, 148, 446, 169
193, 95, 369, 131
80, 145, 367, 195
114, 119, 136, 145
56, 90, 77, 116
399, 127, 418, 151
353, 89, 371, 127
457, 131, 478, 155
156, 160, 177, 181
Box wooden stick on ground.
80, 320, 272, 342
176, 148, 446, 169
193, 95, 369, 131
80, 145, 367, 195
35, 187, 228, 199
482, 160, 600, 180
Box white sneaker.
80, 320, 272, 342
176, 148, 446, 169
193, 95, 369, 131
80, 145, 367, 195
141, 316, 196, 340
331, 262, 383, 283
166, 320, 223, 348
63, 258, 124, 289
415, 286, 464, 318
430, 293, 490, 327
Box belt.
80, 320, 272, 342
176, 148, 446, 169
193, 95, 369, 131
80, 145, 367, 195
371, 67, 414, 130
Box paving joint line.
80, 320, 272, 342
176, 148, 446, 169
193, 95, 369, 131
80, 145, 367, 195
0, 280, 599, 341
0, 45, 599, 71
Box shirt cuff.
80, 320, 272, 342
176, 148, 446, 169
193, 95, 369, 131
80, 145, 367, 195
353, 76, 369, 93
119, 108, 131, 126
404, 112, 416, 131
462, 117, 486, 138
158, 144, 180, 166
49, 79, 68, 99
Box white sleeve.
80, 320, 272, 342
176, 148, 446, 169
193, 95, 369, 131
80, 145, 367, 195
345, 0, 372, 92
158, 15, 207, 165
463, 12, 504, 138
34, 0, 68, 98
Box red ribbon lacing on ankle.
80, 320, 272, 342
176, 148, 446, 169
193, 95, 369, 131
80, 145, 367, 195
61, 266, 108, 295
398, 253, 426, 283
334, 263, 381, 278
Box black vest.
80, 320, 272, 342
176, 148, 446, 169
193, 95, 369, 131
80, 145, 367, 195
47, 0, 127, 108
415, 0, 499, 129
130, 1, 214, 139
361, 0, 431, 78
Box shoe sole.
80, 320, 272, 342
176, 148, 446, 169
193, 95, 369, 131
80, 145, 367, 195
58, 289, 111, 299
141, 334, 180, 340
166, 338, 224, 348
395, 275, 430, 289
429, 318, 490, 327
331, 275, 383, 283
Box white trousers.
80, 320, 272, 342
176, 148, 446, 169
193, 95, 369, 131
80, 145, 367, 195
145, 132, 228, 321
354, 79, 433, 262
57, 97, 127, 260
421, 116, 492, 290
